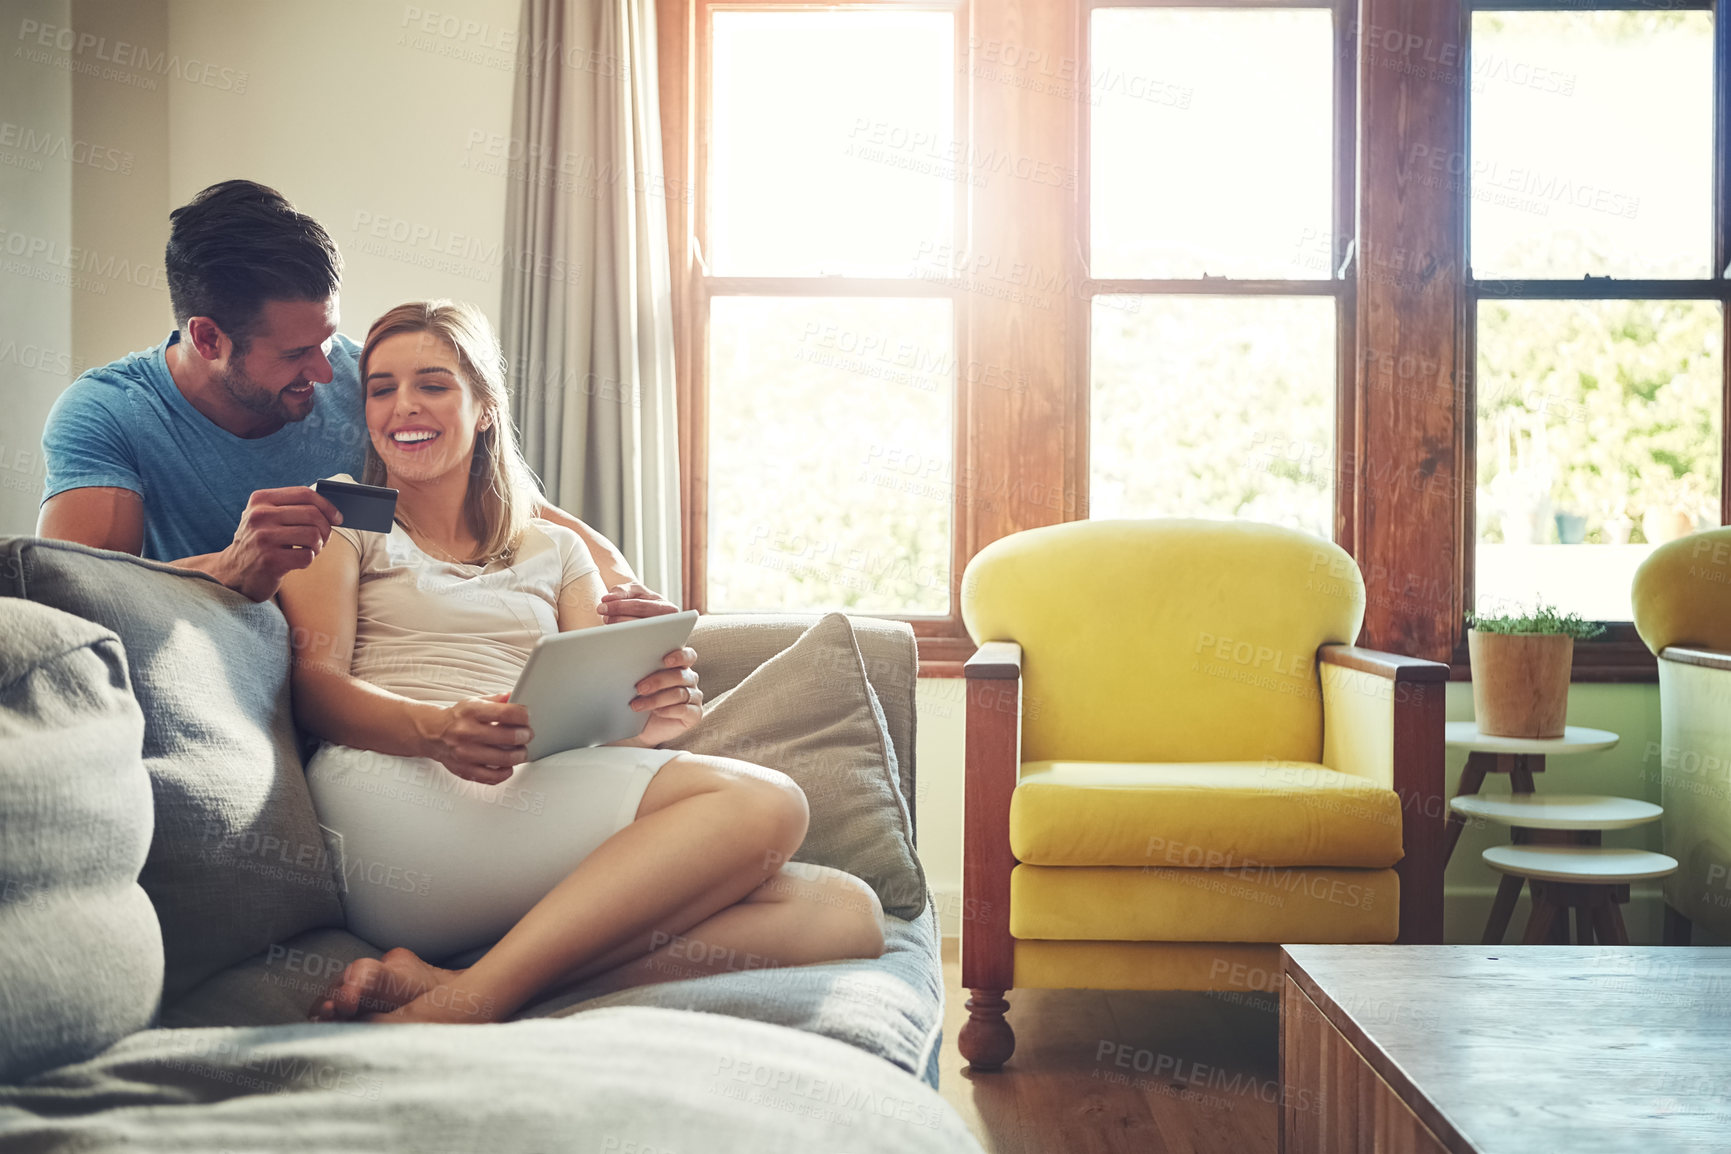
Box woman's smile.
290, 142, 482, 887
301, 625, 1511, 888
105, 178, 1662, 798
388, 426, 443, 452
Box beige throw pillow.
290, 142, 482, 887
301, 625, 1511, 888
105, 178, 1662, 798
666, 612, 928, 920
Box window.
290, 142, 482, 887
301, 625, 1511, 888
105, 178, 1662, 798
694, 6, 961, 619
1086, 5, 1353, 544
662, 0, 1730, 675
1467, 7, 1728, 629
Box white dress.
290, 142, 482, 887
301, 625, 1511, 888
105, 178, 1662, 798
303, 519, 681, 963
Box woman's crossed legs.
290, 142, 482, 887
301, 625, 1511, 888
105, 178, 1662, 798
311, 753, 885, 1023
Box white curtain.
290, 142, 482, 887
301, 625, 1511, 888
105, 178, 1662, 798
502, 0, 681, 601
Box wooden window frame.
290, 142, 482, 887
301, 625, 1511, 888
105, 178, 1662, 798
1453, 0, 1731, 682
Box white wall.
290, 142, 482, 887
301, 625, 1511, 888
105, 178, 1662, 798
167, 0, 521, 341
913, 677, 969, 934
0, 0, 522, 536
0, 0, 76, 536
69, 0, 169, 375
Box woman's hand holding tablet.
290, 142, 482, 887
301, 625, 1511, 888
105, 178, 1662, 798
508, 610, 701, 760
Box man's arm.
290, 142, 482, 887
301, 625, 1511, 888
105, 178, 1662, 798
38, 484, 343, 602
37, 487, 146, 555
532, 501, 635, 586
533, 500, 678, 621
38, 487, 244, 589
36, 377, 252, 590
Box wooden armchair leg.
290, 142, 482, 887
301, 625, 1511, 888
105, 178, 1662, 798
959, 990, 1016, 1071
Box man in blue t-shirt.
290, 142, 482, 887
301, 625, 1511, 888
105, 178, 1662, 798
39, 180, 667, 618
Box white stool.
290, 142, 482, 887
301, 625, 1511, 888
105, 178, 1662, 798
1456, 794, 1663, 944
1451, 793, 1661, 833
1481, 845, 1678, 945
1442, 723, 1619, 866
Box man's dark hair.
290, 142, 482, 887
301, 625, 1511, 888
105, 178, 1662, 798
165, 179, 343, 351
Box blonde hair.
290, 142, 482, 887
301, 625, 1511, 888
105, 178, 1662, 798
359, 300, 539, 563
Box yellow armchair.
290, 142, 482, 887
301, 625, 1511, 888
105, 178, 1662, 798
1631, 527, 1731, 945
957, 519, 1447, 1070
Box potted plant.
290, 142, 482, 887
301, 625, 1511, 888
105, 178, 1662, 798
1466, 604, 1605, 738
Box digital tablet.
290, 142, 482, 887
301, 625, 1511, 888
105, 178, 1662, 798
508, 610, 700, 760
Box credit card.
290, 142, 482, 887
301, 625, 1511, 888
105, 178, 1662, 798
312, 477, 398, 534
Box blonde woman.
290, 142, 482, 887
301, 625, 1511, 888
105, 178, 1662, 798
280, 300, 883, 1024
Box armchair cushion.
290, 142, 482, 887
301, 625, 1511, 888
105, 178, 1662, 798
1632, 527, 1731, 654
1008, 761, 1403, 869
1009, 864, 1399, 943
961, 519, 1364, 765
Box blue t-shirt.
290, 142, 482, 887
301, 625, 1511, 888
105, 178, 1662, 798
41, 331, 368, 561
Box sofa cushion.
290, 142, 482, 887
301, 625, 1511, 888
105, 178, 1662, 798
0, 1007, 980, 1153
163, 901, 947, 1090
158, 927, 381, 1030
1010, 863, 1400, 942
0, 538, 343, 1002
667, 612, 928, 919
687, 614, 921, 825
1009, 760, 1404, 868
516, 898, 946, 1086
0, 599, 162, 1083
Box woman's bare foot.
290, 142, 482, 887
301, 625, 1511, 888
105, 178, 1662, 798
309, 947, 462, 1022
368, 974, 504, 1024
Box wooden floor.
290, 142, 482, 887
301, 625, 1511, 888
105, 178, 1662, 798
936, 939, 1279, 1154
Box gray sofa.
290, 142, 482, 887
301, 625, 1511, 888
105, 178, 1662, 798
0, 537, 977, 1152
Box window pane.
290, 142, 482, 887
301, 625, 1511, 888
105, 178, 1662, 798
1476, 300, 1722, 621
708, 297, 952, 613
1091, 296, 1335, 539
1090, 9, 1334, 280
711, 12, 953, 276
1469, 12, 1713, 279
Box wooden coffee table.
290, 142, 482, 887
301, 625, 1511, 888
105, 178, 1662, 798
1280, 944, 1731, 1153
